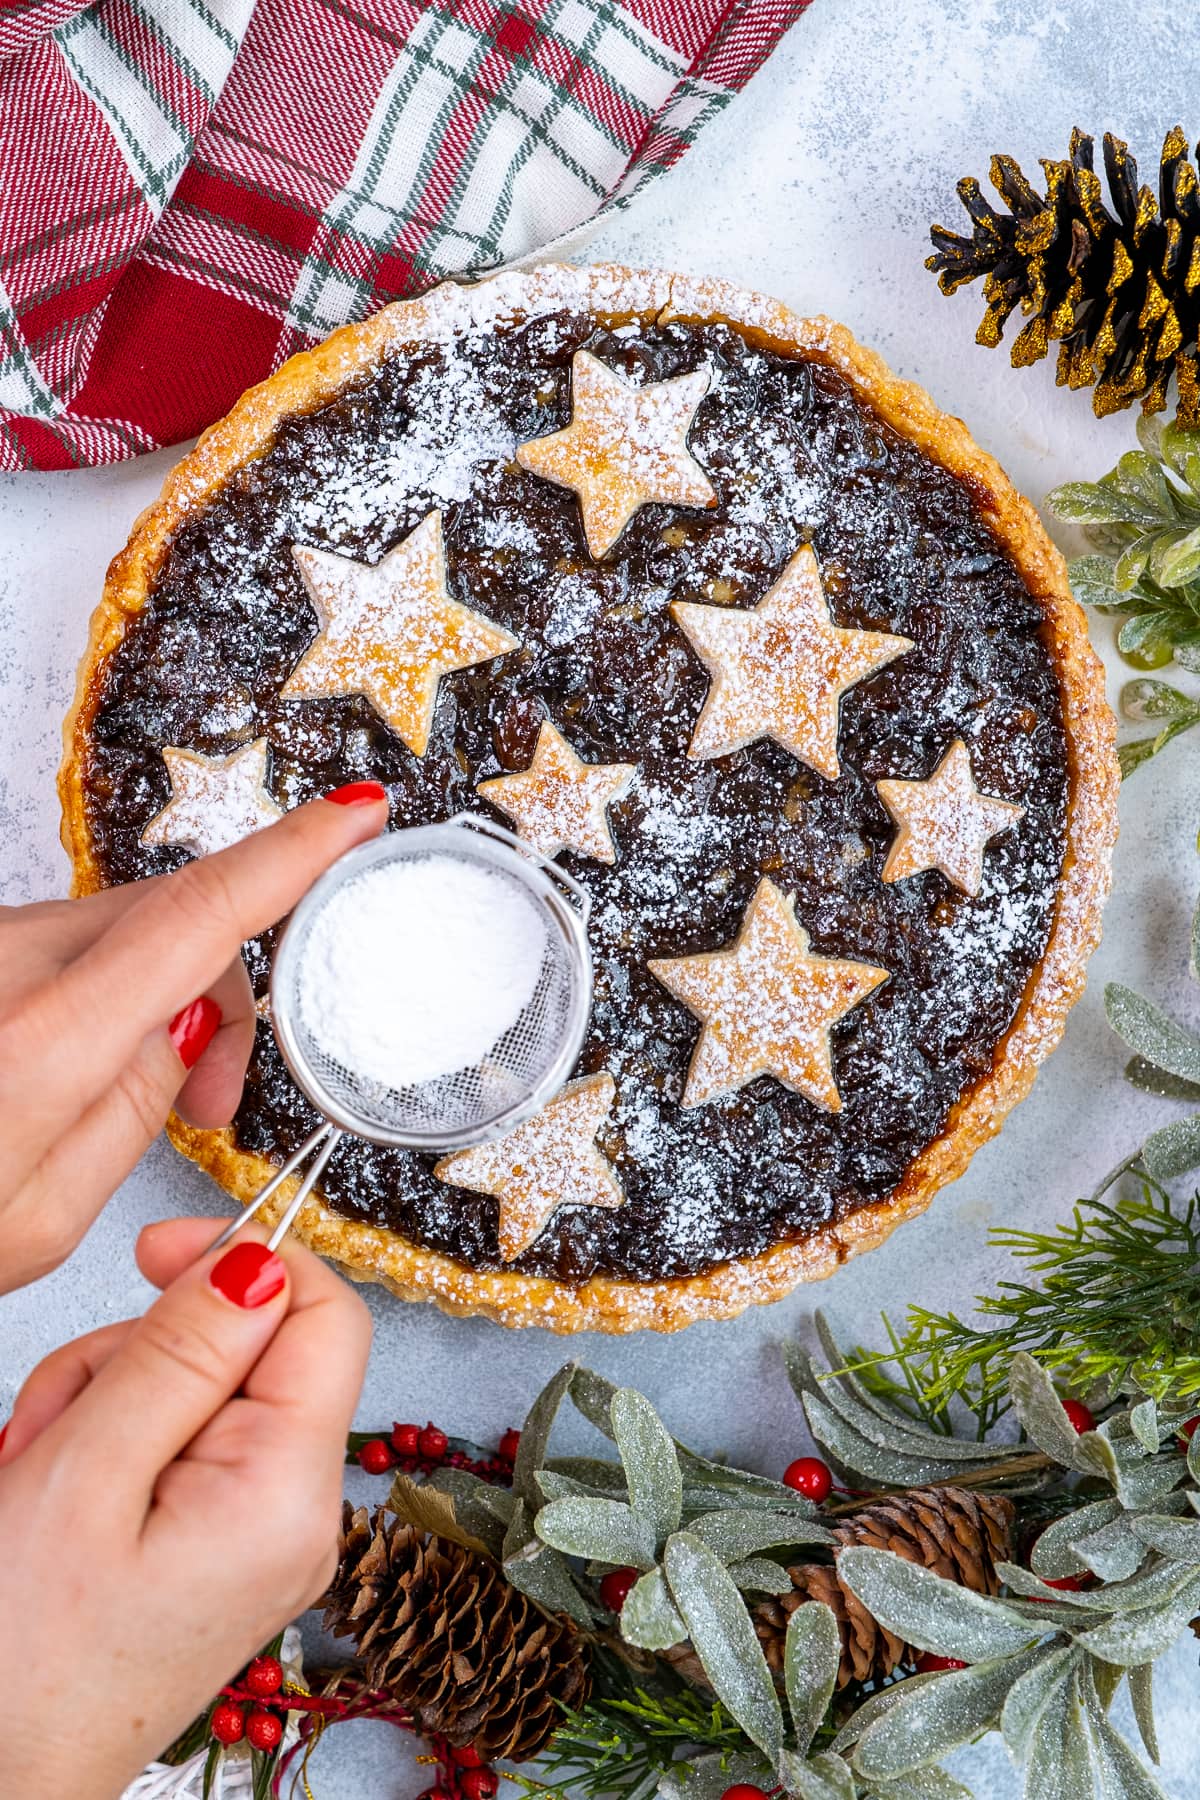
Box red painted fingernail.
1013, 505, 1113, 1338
326, 781, 387, 806
0, 1423, 8, 1454
169, 997, 222, 1069
210, 1242, 286, 1309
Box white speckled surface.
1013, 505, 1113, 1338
3, 0, 1200, 1791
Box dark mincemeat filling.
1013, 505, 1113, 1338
84, 312, 1068, 1282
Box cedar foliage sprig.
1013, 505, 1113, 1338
845, 1159, 1200, 1412
1047, 410, 1200, 772
507, 1684, 746, 1800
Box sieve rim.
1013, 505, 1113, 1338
268, 818, 593, 1153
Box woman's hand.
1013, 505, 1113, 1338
0, 1216, 371, 1799
0, 782, 387, 1295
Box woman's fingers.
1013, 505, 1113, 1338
11, 789, 387, 1131
0, 1320, 133, 1463
172, 956, 257, 1127
135, 1216, 233, 1287
29, 1227, 295, 1516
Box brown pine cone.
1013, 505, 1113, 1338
754, 1486, 1015, 1688
324, 1504, 590, 1762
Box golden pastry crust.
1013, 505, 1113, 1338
59, 262, 1120, 1333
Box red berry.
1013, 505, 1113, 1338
244, 1655, 283, 1698
211, 1702, 246, 1746
417, 1791, 451, 1800
419, 1423, 449, 1461
782, 1456, 833, 1502
915, 1652, 967, 1672
599, 1566, 639, 1612
720, 1787, 771, 1800
358, 1438, 394, 1475
1178, 1417, 1200, 1449
460, 1769, 499, 1800
391, 1422, 421, 1457
246, 1710, 283, 1752
1061, 1398, 1095, 1435
498, 1428, 521, 1463
1028, 1573, 1093, 1601
451, 1745, 484, 1767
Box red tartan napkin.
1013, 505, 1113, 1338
0, 0, 806, 472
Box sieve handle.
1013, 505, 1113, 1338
448, 811, 592, 921
204, 1121, 343, 1257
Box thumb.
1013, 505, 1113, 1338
37, 1232, 291, 1515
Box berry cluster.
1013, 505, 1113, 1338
420, 1738, 502, 1800
350, 1422, 520, 1484
210, 1654, 287, 1753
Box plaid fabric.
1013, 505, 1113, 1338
0, 0, 808, 471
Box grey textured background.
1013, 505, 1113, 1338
2, 0, 1199, 1791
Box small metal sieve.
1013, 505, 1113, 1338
209, 814, 593, 1255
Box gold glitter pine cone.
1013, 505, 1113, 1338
927, 126, 1200, 420
324, 1504, 591, 1762
753, 1486, 1016, 1688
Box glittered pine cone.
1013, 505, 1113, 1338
927, 127, 1200, 420
753, 1486, 1016, 1688
324, 1504, 590, 1762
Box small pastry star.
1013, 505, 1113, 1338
282, 510, 519, 756
434, 1073, 624, 1262
648, 878, 888, 1111
877, 739, 1025, 896
671, 544, 913, 780
477, 721, 636, 863
516, 350, 716, 558
141, 739, 284, 857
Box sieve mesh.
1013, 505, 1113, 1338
269, 818, 592, 1152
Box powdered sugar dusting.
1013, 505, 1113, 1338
140, 739, 283, 857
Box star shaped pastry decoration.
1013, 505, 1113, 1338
516, 349, 717, 558
434, 1072, 624, 1262
877, 738, 1025, 896
283, 510, 519, 756
671, 544, 913, 781
141, 739, 284, 858
648, 877, 888, 1112
476, 721, 636, 864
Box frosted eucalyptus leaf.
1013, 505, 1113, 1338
1085, 1706, 1171, 1799
1123, 1055, 1200, 1101
1076, 1571, 1200, 1664
1074, 1431, 1123, 1489
503, 1496, 535, 1561
1068, 553, 1127, 606
427, 1470, 514, 1555
678, 1450, 818, 1510
1130, 1400, 1160, 1456
1130, 1513, 1200, 1558
611, 1387, 683, 1542
1128, 1663, 1159, 1764
535, 1471, 598, 1502
729, 1558, 795, 1595
535, 1497, 656, 1568
1046, 482, 1164, 527
1000, 1645, 1077, 1760
1187, 1431, 1200, 1486
803, 1390, 981, 1486
851, 1648, 1043, 1779
777, 1748, 855, 1800
1142, 1114, 1200, 1181
513, 1363, 575, 1505
1104, 1449, 1184, 1510
502, 1538, 594, 1626
1030, 1500, 1120, 1577
1155, 523, 1200, 586
543, 1456, 629, 1495
619, 1566, 687, 1650
1024, 1672, 1092, 1800
569, 1366, 619, 1439
1093, 1656, 1124, 1711
808, 1320, 1016, 1461
838, 1547, 1037, 1662
658, 1752, 773, 1800
831, 1671, 941, 1752
870, 1772, 974, 1800
999, 1558, 1191, 1614
784, 1601, 841, 1754
663, 1531, 783, 1761
1104, 984, 1200, 1084
689, 1508, 834, 1560
1070, 1517, 1149, 1584
1008, 1353, 1089, 1466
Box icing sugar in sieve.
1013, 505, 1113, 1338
205, 815, 592, 1259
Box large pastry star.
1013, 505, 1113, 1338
877, 738, 1025, 896
671, 545, 913, 781
648, 878, 888, 1111
434, 1073, 624, 1262
516, 350, 716, 558
141, 738, 284, 858
282, 510, 519, 756
476, 721, 636, 864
